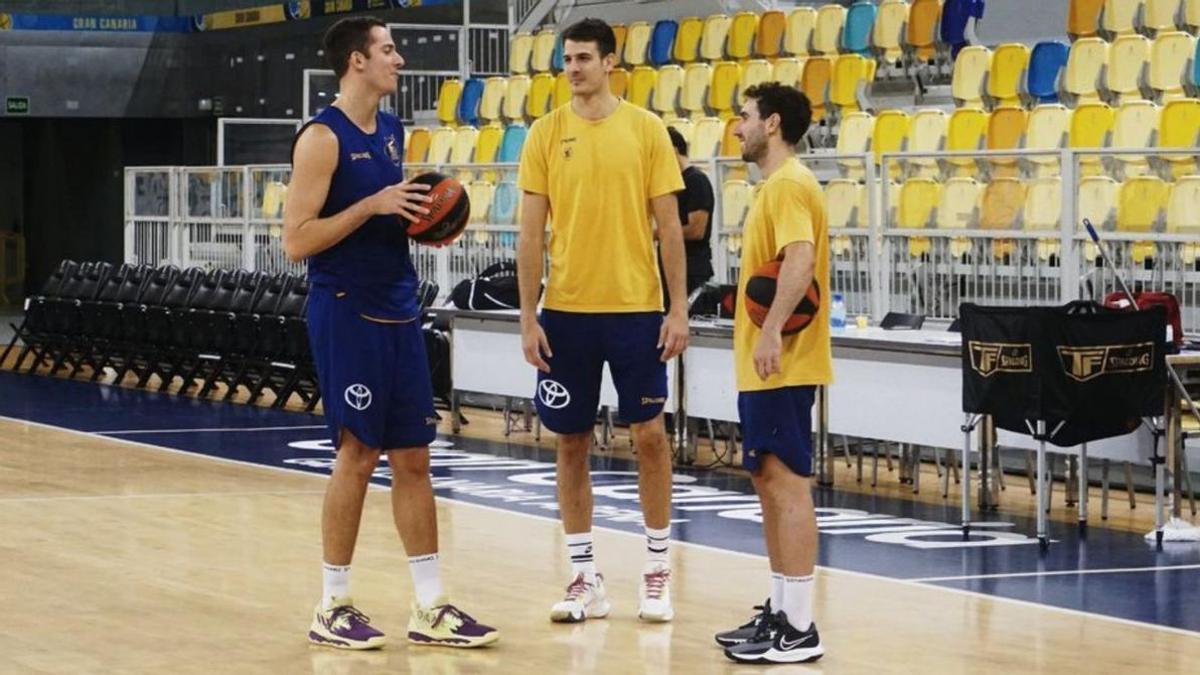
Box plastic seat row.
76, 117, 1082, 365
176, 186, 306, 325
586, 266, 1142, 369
405, 124, 527, 165
1068, 0, 1200, 40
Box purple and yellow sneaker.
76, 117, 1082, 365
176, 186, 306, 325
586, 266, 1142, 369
407, 597, 499, 648
308, 597, 387, 650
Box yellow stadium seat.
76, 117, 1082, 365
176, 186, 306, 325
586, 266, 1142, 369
1064, 38, 1109, 105
938, 177, 981, 258
909, 109, 949, 177
1111, 99, 1160, 176
479, 77, 506, 123
531, 29, 557, 72
952, 46, 992, 109
527, 72, 554, 119
467, 181, 495, 223
709, 61, 742, 115
1069, 102, 1116, 175
1117, 175, 1169, 263
675, 17, 703, 63
669, 118, 694, 146
1106, 35, 1152, 104
772, 57, 806, 88
720, 117, 742, 158
701, 15, 733, 61
836, 112, 875, 179
1102, 0, 1146, 36
1166, 175, 1200, 263
1023, 177, 1063, 260
1159, 98, 1200, 176
756, 10, 787, 58
813, 4, 847, 56
510, 33, 533, 74
552, 72, 571, 110
785, 7, 818, 56
826, 179, 868, 230
981, 177, 1027, 258
830, 55, 877, 116
946, 108, 989, 174
1069, 0, 1105, 39
503, 75, 531, 121
723, 179, 753, 229
653, 65, 684, 116
729, 12, 760, 60
628, 66, 657, 109
474, 124, 503, 164
1146, 0, 1184, 32
738, 60, 773, 105
682, 63, 713, 117
451, 126, 478, 164
800, 57, 834, 122
1079, 175, 1119, 259
1188, 0, 1200, 30
612, 24, 628, 64
899, 177, 942, 256
262, 181, 285, 219
436, 79, 463, 126
875, 0, 909, 65
1150, 32, 1196, 102
625, 21, 652, 66
873, 110, 912, 174
406, 127, 431, 163
987, 44, 1031, 109
1024, 104, 1071, 175
609, 68, 629, 99
690, 117, 724, 160
907, 0, 942, 62
426, 126, 455, 164
986, 106, 1028, 176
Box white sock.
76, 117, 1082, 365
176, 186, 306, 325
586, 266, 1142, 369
769, 571, 784, 611
645, 524, 670, 567
565, 531, 596, 580
408, 553, 444, 607
781, 574, 814, 631
322, 562, 351, 609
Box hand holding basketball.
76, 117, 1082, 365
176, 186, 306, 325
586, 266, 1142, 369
368, 179, 431, 223
752, 329, 783, 381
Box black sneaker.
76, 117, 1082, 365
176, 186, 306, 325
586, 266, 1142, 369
723, 611, 823, 664
713, 600, 771, 647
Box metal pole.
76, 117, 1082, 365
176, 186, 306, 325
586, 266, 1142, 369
817, 385, 833, 486
1078, 442, 1088, 532
1037, 420, 1048, 547
962, 413, 973, 537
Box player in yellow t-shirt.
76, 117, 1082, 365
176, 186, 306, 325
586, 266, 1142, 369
515, 18, 688, 624
717, 84, 830, 666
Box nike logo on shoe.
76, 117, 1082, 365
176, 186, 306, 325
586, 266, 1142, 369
779, 633, 816, 650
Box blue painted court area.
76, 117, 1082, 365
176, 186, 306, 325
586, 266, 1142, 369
3, 370, 1200, 633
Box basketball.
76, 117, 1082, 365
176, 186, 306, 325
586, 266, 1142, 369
405, 172, 470, 247
744, 260, 821, 335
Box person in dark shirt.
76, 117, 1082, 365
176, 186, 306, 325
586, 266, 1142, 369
666, 127, 716, 294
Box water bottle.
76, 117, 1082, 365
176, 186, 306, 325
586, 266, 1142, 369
830, 293, 847, 330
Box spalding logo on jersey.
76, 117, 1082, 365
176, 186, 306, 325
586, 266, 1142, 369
385, 135, 401, 166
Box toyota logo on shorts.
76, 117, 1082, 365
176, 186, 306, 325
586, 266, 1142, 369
538, 379, 571, 409
344, 383, 372, 411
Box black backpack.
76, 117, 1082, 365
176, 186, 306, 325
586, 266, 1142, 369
451, 261, 525, 310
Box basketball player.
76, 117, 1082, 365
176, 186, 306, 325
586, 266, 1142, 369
283, 16, 497, 650
715, 83, 829, 664
516, 18, 689, 623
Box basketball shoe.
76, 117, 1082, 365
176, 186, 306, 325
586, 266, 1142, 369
407, 597, 499, 648
550, 573, 611, 623
308, 597, 387, 650
637, 563, 674, 622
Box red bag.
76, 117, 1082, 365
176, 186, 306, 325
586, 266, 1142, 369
1103, 291, 1183, 349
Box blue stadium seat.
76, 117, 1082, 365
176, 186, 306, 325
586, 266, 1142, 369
1194, 38, 1200, 94
491, 181, 520, 224
649, 20, 678, 66
458, 78, 484, 126
1027, 41, 1070, 104
551, 35, 564, 71
498, 125, 528, 162
842, 1, 878, 56
940, 0, 985, 59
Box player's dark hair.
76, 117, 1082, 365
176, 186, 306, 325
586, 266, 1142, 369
742, 82, 812, 146
324, 16, 388, 78
561, 18, 617, 58
666, 127, 689, 157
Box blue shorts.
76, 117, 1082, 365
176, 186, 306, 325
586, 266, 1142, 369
535, 309, 668, 434
738, 386, 816, 477
307, 285, 437, 451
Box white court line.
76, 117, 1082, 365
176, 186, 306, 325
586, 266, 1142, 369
93, 424, 327, 435
910, 564, 1200, 583
3, 413, 1199, 640
0, 489, 326, 504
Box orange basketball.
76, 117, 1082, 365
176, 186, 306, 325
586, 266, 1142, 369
744, 260, 821, 335
405, 172, 470, 247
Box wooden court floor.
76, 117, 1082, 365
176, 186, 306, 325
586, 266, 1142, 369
3, 418, 1199, 674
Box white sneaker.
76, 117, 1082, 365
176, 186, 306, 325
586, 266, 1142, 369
638, 563, 674, 622
550, 573, 611, 623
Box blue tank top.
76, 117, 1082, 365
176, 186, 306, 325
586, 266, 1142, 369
300, 105, 419, 321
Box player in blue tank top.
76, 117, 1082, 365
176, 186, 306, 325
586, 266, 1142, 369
283, 16, 497, 650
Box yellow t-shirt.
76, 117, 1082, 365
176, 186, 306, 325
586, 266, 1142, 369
517, 100, 685, 312
734, 157, 833, 391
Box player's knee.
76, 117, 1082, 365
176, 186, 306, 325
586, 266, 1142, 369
388, 449, 430, 484
557, 431, 592, 455
337, 444, 382, 480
